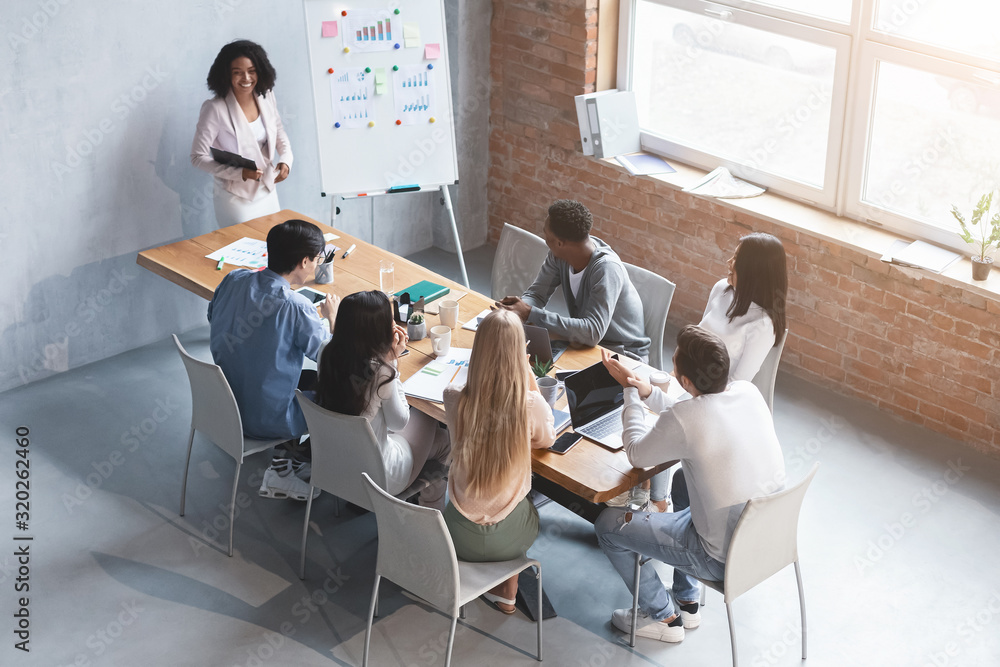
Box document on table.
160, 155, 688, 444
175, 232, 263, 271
888, 240, 961, 273
403, 348, 472, 402
206, 237, 268, 269
461, 308, 493, 332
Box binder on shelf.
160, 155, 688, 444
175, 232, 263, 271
574, 90, 640, 159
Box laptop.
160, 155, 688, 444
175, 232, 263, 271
564, 360, 655, 450
524, 324, 568, 366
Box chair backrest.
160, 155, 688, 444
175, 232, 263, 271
295, 390, 389, 510
491, 223, 551, 301
623, 263, 676, 370
362, 472, 461, 615
172, 334, 246, 462
751, 328, 788, 413
723, 463, 819, 602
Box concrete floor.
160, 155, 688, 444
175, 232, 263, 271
2, 244, 999, 666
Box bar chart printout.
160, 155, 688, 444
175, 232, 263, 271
392, 64, 436, 125
329, 68, 376, 128
342, 9, 395, 52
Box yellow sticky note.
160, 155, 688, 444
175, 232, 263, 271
375, 82, 387, 95
403, 22, 420, 47
374, 67, 386, 85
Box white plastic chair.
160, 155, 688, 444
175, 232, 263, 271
491, 223, 551, 301
295, 390, 432, 579
751, 328, 788, 413
173, 335, 284, 557
629, 463, 818, 667
361, 473, 543, 667
623, 263, 676, 370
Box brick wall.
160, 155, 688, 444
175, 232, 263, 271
487, 0, 1000, 454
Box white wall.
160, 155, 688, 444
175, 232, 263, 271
0, 0, 489, 393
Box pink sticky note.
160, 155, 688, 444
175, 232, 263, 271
322, 21, 338, 38
424, 43, 441, 60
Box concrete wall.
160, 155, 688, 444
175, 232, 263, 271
0, 0, 490, 393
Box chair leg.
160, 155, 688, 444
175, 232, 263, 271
443, 615, 458, 667
629, 553, 641, 647
726, 602, 738, 667
179, 428, 195, 516
299, 487, 315, 579
228, 461, 241, 557
535, 565, 543, 661
794, 560, 807, 660
459, 604, 466, 619
701, 584, 706, 607
362, 575, 381, 667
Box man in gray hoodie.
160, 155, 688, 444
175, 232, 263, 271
498, 200, 650, 361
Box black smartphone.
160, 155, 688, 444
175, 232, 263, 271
549, 431, 583, 454
554, 370, 577, 382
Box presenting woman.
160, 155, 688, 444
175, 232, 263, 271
443, 310, 556, 614
191, 40, 292, 227
315, 291, 450, 510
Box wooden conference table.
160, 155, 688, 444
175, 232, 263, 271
138, 210, 673, 518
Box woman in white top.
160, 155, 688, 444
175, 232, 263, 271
699, 232, 788, 382
191, 40, 293, 227
315, 291, 450, 510
647, 233, 787, 512
442, 309, 556, 614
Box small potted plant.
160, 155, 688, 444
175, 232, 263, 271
951, 191, 1000, 280
530, 357, 553, 378
407, 313, 426, 341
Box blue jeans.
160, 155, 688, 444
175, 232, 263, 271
595, 499, 724, 620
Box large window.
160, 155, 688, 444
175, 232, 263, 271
620, 0, 1000, 251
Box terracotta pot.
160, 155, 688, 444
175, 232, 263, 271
972, 257, 993, 281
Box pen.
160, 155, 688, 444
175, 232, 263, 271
216, 257, 225, 270
449, 365, 462, 383
342, 244, 357, 258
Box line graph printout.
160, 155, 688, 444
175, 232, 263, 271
329, 68, 376, 128
392, 65, 436, 125
342, 9, 396, 52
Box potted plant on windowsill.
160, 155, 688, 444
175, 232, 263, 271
951, 191, 1000, 281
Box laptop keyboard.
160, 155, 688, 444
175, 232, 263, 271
580, 411, 621, 439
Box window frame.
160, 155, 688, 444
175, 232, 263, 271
618, 0, 1000, 255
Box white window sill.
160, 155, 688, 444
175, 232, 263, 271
602, 157, 1000, 301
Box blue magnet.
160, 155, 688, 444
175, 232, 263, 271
334, 122, 341, 128
427, 63, 433, 70
394, 43, 400, 49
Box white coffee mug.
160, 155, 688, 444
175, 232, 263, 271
430, 325, 452, 357
438, 299, 459, 329
649, 370, 671, 392
536, 376, 564, 408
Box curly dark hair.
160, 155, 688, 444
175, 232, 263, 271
547, 199, 593, 242
206, 40, 277, 98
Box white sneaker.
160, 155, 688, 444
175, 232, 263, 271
611, 608, 685, 643
678, 601, 701, 629
258, 462, 319, 501
605, 486, 650, 510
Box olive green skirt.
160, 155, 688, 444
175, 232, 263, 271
444, 497, 539, 562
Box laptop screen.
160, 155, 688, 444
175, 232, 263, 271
565, 361, 625, 428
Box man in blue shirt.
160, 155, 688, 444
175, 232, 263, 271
208, 219, 338, 500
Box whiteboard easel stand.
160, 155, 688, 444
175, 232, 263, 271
328, 184, 470, 289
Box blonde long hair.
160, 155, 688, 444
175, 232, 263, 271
452, 309, 532, 499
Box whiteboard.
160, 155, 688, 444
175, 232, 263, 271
302, 0, 459, 196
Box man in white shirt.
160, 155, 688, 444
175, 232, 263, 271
595, 325, 785, 643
